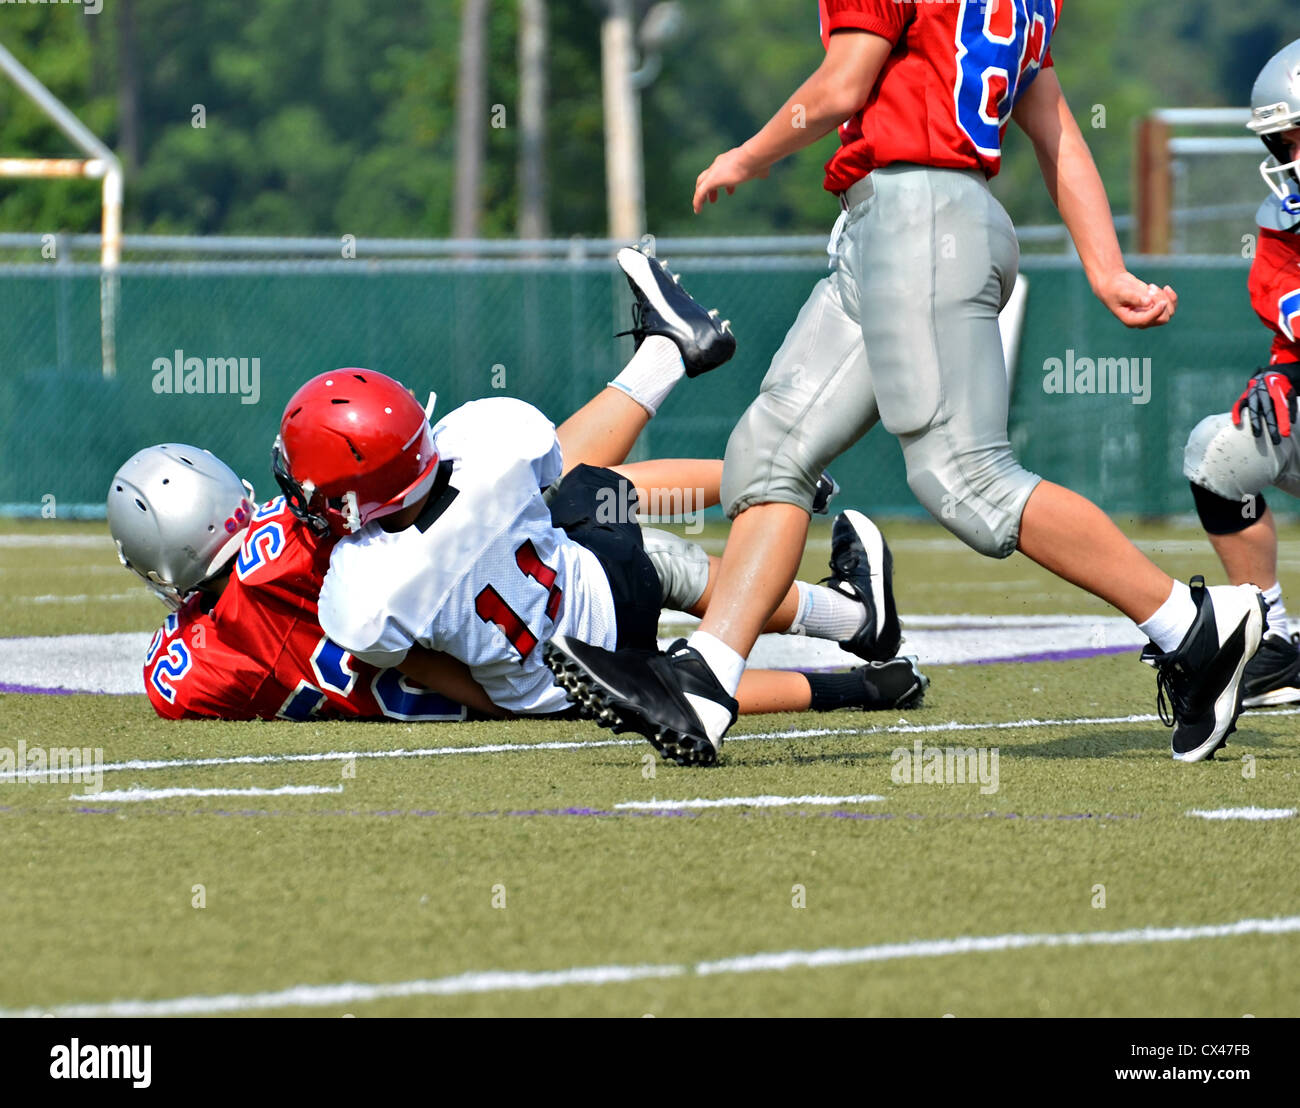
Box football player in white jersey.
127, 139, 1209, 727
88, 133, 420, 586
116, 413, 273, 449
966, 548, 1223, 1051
284, 249, 922, 719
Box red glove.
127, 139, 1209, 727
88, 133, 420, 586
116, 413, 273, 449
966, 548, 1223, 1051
1232, 372, 1297, 445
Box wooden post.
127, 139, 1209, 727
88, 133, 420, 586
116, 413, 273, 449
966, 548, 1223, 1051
1135, 116, 1172, 255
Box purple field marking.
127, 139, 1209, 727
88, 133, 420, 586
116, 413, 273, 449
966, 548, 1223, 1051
969, 644, 1138, 666
0, 682, 82, 696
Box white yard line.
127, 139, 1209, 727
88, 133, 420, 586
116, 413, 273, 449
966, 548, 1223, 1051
1186, 807, 1296, 821
5, 914, 1296, 1017
75, 785, 345, 804
6, 708, 1299, 783
615, 794, 884, 810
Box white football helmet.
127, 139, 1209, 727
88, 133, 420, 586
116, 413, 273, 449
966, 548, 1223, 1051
107, 444, 254, 609
1248, 39, 1300, 218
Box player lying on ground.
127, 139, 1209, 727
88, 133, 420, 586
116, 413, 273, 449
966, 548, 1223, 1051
110, 442, 921, 721
1182, 39, 1300, 710
542, 0, 1268, 766
110, 252, 925, 720
277, 248, 925, 720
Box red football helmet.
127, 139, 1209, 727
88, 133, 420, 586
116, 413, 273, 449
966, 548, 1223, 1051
272, 369, 439, 536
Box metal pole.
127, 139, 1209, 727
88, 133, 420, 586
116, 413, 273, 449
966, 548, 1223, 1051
601, 0, 645, 242
518, 0, 548, 239
453, 0, 490, 241
0, 41, 122, 376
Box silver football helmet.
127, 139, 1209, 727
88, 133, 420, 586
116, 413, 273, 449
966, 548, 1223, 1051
1248, 39, 1300, 217
107, 444, 255, 609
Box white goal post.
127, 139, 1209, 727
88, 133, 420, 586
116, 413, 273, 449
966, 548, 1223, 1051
0, 41, 121, 377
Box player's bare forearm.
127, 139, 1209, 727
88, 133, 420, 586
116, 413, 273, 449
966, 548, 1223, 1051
1013, 70, 1177, 329
612, 459, 722, 510
693, 31, 891, 212
1013, 71, 1125, 289
398, 648, 507, 719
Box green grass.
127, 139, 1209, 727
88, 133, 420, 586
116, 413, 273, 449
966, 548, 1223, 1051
1, 518, 1298, 1016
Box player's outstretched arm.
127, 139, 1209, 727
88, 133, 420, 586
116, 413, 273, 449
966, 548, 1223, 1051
398, 648, 508, 719
693, 30, 891, 213
1012, 69, 1177, 330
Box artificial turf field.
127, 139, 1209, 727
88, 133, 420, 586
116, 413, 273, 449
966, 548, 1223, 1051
1, 516, 1298, 1017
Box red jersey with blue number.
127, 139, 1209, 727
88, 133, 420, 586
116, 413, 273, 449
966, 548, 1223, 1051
143, 496, 466, 723
819, 0, 1061, 191
1249, 226, 1300, 365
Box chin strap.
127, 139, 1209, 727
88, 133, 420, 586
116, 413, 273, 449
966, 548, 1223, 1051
271, 441, 332, 537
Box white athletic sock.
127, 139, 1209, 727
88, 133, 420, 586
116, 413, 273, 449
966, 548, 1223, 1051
606, 336, 684, 416
684, 631, 746, 743
1138, 579, 1198, 653
686, 630, 746, 696
1262, 581, 1289, 640
789, 581, 867, 641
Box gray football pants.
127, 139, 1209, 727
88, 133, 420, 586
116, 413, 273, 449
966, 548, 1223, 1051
722, 164, 1042, 558
1184, 410, 1300, 500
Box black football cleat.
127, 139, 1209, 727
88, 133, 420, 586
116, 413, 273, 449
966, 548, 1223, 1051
855, 657, 929, 711
1140, 577, 1266, 762
544, 635, 737, 767
616, 245, 736, 377
1241, 632, 1300, 709
823, 509, 902, 663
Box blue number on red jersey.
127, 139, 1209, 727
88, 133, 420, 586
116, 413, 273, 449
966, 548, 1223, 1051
277, 680, 326, 721
372, 670, 466, 722
1279, 290, 1300, 342
235, 521, 286, 580
253, 497, 286, 523
954, 0, 1055, 157
312, 637, 359, 699
149, 641, 193, 704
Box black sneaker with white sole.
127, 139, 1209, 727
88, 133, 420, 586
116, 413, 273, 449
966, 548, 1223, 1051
1139, 576, 1267, 762
544, 635, 736, 767
823, 509, 902, 663
616, 246, 736, 377
1241, 631, 1300, 708
856, 657, 929, 710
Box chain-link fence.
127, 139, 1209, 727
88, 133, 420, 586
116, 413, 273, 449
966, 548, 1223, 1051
0, 248, 1273, 521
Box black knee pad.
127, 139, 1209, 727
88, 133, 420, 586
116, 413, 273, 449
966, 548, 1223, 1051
1190, 480, 1266, 536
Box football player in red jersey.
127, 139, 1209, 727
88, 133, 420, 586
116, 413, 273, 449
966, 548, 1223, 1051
113, 252, 927, 722
1182, 39, 1300, 710
544, 0, 1268, 766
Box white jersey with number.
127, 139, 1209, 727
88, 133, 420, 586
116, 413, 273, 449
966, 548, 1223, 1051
317, 397, 618, 715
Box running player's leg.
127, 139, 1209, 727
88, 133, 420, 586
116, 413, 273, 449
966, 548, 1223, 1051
689, 273, 879, 678
846, 166, 1173, 622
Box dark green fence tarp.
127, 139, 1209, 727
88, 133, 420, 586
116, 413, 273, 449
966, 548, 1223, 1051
0, 254, 1268, 518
